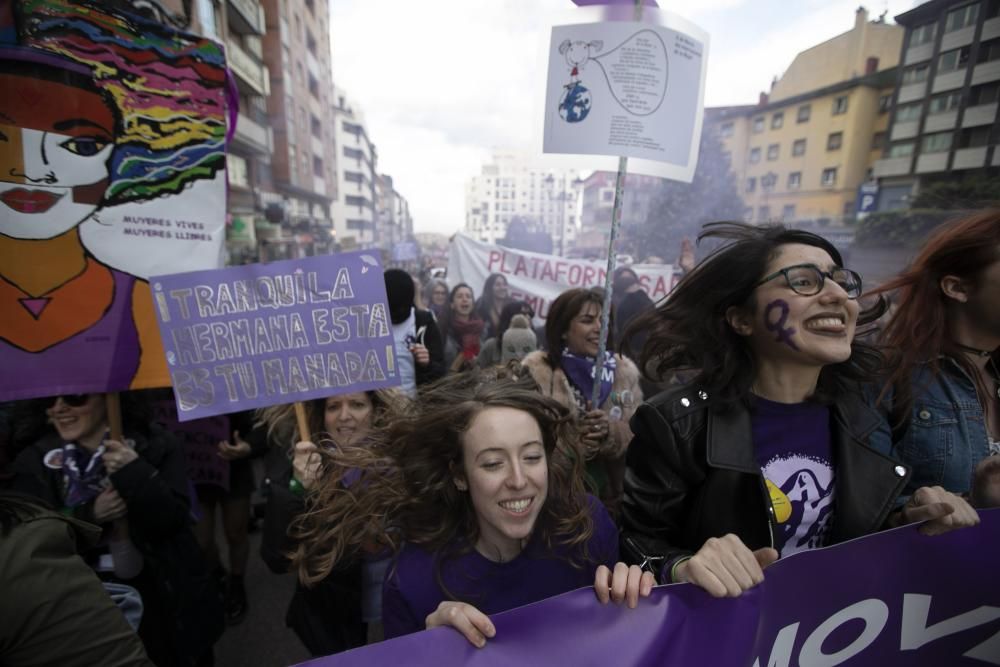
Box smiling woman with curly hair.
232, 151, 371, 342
289, 370, 619, 648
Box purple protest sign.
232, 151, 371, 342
296, 510, 1000, 666
151, 399, 231, 490
151, 251, 399, 421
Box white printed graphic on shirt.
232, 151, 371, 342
763, 454, 834, 556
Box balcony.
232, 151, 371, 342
952, 146, 988, 170
963, 102, 998, 127
898, 82, 927, 103
227, 0, 264, 35
924, 110, 958, 133
940, 25, 976, 51
873, 156, 913, 177
227, 39, 269, 96
932, 69, 966, 93
232, 112, 271, 155
890, 120, 920, 141
984, 17, 1000, 41
915, 152, 949, 174
971, 60, 1000, 86
904, 42, 933, 65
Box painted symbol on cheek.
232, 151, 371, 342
764, 300, 799, 350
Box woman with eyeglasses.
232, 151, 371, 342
10, 392, 223, 666
595, 222, 979, 606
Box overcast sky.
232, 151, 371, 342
328, 0, 919, 237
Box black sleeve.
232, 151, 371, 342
110, 431, 191, 543
620, 403, 701, 582
415, 311, 446, 386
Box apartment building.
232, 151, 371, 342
873, 0, 1000, 210
707, 8, 904, 224
258, 0, 338, 259
465, 151, 582, 255
575, 171, 665, 257
376, 174, 414, 250
331, 92, 378, 250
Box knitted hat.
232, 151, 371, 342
500, 314, 538, 363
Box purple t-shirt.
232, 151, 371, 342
750, 397, 835, 557
382, 494, 618, 639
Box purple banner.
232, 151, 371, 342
297, 510, 1000, 666
151, 251, 400, 421
151, 399, 230, 490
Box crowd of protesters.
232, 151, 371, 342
1, 212, 998, 665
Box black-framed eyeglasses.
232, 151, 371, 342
49, 394, 92, 407
754, 263, 863, 299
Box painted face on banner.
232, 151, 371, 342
0, 72, 116, 240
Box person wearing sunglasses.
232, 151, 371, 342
9, 392, 223, 666
596, 222, 978, 606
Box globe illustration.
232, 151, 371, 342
559, 82, 592, 123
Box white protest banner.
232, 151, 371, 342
541, 7, 708, 182
447, 234, 676, 321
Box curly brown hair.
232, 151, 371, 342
289, 369, 594, 587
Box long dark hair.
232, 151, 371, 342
869, 210, 1000, 408
438, 282, 477, 339
475, 273, 508, 323
628, 222, 887, 406
290, 370, 592, 587
544, 288, 614, 368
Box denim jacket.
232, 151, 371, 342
890, 357, 990, 496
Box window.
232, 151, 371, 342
979, 38, 1000, 64
827, 132, 843, 150
720, 122, 734, 138
792, 139, 807, 156
911, 22, 936, 46
958, 126, 991, 148
821, 168, 838, 186
306, 31, 317, 55
832, 96, 849, 115
767, 144, 779, 160
788, 172, 801, 189
938, 46, 971, 72
928, 91, 962, 114
895, 102, 923, 122
782, 205, 796, 220
753, 117, 765, 133
761, 173, 778, 190
879, 94, 892, 113
749, 147, 761, 164
945, 3, 979, 32
970, 82, 1000, 105
902, 63, 930, 85
758, 206, 771, 221
308, 74, 319, 98
745, 177, 757, 193
310, 114, 321, 138
797, 105, 811, 123
887, 142, 915, 158
872, 132, 886, 150
921, 132, 953, 153
771, 112, 784, 129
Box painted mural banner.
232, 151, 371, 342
151, 251, 401, 421
0, 0, 228, 402
448, 233, 676, 321
296, 510, 1000, 667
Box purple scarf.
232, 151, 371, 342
62, 442, 107, 508
560, 349, 616, 411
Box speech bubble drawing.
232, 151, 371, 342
592, 29, 669, 117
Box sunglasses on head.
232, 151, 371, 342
49, 394, 92, 407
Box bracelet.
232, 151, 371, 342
670, 556, 692, 583
288, 477, 306, 496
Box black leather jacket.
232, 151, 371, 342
620, 383, 912, 582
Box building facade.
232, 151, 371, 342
706, 8, 904, 225
376, 174, 413, 251
258, 0, 338, 260
465, 151, 582, 256
331, 92, 378, 250
576, 171, 665, 258
873, 0, 1000, 209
